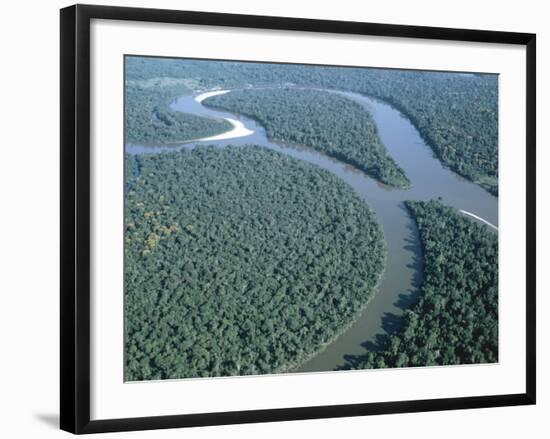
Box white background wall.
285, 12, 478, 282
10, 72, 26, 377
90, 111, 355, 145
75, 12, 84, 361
0, 0, 546, 437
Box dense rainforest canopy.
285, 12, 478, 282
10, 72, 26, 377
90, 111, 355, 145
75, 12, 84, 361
205, 88, 410, 188
125, 76, 231, 144
345, 200, 498, 369
123, 57, 499, 378
124, 146, 385, 380
126, 56, 498, 194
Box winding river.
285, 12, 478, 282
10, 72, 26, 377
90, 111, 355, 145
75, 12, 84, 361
126, 88, 498, 373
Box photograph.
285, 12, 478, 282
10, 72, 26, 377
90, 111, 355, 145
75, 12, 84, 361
0, 0, 541, 436
123, 56, 499, 382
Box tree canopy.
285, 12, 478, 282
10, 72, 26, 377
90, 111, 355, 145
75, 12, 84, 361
126, 57, 498, 194
344, 199, 498, 369
125, 145, 385, 380
205, 88, 410, 188
125, 76, 231, 144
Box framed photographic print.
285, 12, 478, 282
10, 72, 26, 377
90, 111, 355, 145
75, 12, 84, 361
60, 4, 536, 434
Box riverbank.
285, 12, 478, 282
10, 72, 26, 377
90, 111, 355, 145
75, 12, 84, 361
195, 89, 231, 102
459, 210, 498, 230
194, 90, 254, 141
197, 117, 254, 141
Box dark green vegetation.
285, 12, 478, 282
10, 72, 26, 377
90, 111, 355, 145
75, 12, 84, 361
365, 75, 498, 195
126, 57, 498, 194
346, 200, 498, 369
125, 145, 385, 380
125, 76, 231, 144
205, 88, 410, 188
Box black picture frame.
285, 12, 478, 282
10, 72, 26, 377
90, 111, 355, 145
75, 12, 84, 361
60, 3, 536, 434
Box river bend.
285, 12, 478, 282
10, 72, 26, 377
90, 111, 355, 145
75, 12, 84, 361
126, 88, 498, 373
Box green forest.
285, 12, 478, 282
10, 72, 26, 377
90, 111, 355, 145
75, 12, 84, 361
345, 200, 498, 369
126, 57, 498, 194
205, 88, 410, 188
125, 146, 385, 380
125, 76, 231, 144
123, 57, 499, 379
